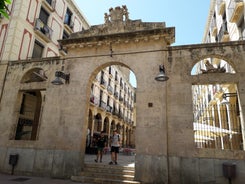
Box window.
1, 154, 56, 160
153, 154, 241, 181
32, 40, 44, 58
39, 7, 49, 25
46, 0, 52, 6
64, 8, 72, 25
238, 18, 245, 40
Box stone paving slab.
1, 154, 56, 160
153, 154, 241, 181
0, 154, 136, 184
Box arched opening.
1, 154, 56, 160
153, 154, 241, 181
14, 68, 47, 140
191, 57, 235, 75
85, 64, 137, 166
14, 91, 42, 140
191, 57, 244, 150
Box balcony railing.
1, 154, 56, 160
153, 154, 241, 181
217, 0, 226, 15
106, 106, 112, 113
34, 18, 53, 41
228, 0, 244, 23
107, 86, 113, 94
114, 92, 119, 98
64, 20, 74, 33
211, 17, 217, 36
90, 96, 99, 106
100, 79, 106, 88
99, 101, 107, 110
218, 22, 229, 42
43, 0, 56, 12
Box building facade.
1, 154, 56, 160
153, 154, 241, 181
0, 0, 89, 61
0, 4, 245, 184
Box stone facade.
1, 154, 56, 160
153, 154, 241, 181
0, 5, 245, 184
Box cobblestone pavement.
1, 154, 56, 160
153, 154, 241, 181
0, 153, 136, 184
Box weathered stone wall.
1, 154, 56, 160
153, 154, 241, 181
0, 29, 245, 184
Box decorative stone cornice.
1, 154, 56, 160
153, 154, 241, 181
59, 5, 175, 47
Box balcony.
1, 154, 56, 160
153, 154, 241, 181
90, 96, 99, 106
211, 17, 217, 36
42, 0, 56, 12
34, 18, 53, 42
119, 96, 124, 102
107, 86, 113, 94
114, 77, 119, 84
64, 21, 74, 34
114, 92, 119, 98
218, 22, 230, 42
112, 109, 119, 116
99, 101, 107, 110
106, 106, 112, 113
218, 1, 226, 15
100, 79, 106, 88
228, 0, 244, 23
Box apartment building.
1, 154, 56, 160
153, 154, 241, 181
192, 0, 244, 150
0, 0, 90, 61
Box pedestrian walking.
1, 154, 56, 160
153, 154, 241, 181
95, 131, 107, 163
109, 129, 120, 165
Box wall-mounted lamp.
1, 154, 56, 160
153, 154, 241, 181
221, 93, 237, 105
155, 65, 169, 82
51, 71, 70, 85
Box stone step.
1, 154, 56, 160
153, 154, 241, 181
71, 176, 141, 184
81, 171, 135, 181
71, 163, 141, 184
84, 164, 135, 175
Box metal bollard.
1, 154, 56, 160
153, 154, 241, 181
9, 154, 19, 175
222, 162, 236, 184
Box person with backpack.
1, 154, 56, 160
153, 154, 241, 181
109, 129, 120, 165
94, 131, 107, 163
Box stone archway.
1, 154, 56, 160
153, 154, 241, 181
0, 6, 245, 184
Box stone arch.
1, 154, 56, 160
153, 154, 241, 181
94, 113, 102, 132
20, 67, 48, 83
186, 52, 239, 75
12, 67, 48, 141
191, 56, 236, 75
14, 90, 42, 140
103, 116, 110, 134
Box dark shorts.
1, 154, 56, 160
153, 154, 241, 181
111, 146, 119, 153
97, 147, 104, 151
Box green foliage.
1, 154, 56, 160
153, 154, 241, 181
0, 0, 12, 19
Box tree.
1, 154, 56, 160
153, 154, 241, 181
0, 0, 11, 19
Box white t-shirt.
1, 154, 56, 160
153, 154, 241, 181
111, 134, 120, 147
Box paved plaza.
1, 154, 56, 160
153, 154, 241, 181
0, 153, 136, 184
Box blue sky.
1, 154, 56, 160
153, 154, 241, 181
74, 0, 211, 46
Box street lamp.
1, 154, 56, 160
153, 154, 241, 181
155, 64, 169, 82
51, 71, 70, 85
221, 93, 237, 105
